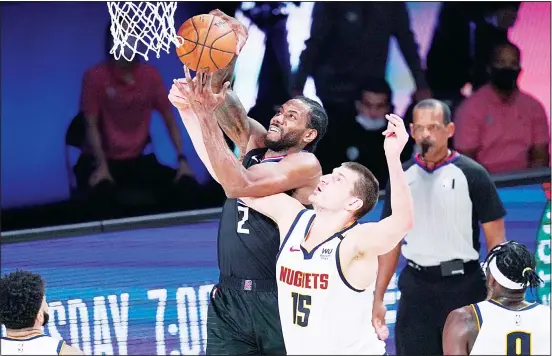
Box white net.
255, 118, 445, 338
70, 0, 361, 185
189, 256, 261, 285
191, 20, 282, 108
107, 2, 183, 61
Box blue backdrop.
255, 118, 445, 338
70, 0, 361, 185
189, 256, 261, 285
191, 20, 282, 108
2, 183, 550, 355
0, 2, 212, 209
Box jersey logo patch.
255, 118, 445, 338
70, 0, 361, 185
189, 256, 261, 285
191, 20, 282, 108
320, 248, 334, 260
243, 280, 253, 291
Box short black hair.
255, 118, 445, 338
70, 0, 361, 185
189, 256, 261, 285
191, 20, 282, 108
293, 96, 328, 153
358, 77, 393, 105
342, 162, 379, 219
491, 41, 521, 64
0, 270, 45, 329
413, 99, 452, 124
485, 241, 543, 292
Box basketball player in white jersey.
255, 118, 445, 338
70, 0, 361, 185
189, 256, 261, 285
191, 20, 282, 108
443, 241, 551, 355
0, 271, 83, 355
238, 113, 414, 354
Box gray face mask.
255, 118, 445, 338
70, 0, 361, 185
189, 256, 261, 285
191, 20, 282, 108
355, 114, 387, 131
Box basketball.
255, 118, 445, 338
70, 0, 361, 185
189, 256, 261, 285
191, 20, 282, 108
176, 14, 237, 73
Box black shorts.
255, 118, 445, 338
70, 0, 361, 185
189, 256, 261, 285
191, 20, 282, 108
206, 277, 286, 355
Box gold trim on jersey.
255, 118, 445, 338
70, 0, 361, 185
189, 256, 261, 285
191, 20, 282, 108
1, 333, 44, 341
58, 341, 67, 355
489, 299, 538, 311
470, 304, 481, 331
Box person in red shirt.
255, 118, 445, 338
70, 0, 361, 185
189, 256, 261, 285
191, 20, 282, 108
75, 24, 203, 215
454, 41, 550, 173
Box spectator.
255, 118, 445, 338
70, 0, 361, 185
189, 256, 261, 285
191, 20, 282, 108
244, 2, 297, 128
319, 77, 412, 186
426, 2, 520, 107
291, 2, 431, 173
372, 99, 506, 356
454, 41, 550, 174
75, 23, 202, 217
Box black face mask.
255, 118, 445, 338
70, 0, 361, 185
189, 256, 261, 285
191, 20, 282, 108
489, 67, 520, 91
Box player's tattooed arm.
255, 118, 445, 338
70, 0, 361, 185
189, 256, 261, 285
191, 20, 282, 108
442, 306, 480, 355
212, 85, 267, 160
212, 86, 252, 160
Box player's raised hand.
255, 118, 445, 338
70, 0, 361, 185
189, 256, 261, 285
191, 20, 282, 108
209, 9, 248, 54
382, 113, 409, 158
168, 79, 191, 110
174, 66, 230, 119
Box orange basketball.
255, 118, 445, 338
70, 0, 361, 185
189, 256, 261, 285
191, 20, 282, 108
175, 14, 237, 73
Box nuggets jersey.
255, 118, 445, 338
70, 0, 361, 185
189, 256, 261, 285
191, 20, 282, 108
276, 209, 386, 355
1, 335, 65, 355
470, 300, 551, 355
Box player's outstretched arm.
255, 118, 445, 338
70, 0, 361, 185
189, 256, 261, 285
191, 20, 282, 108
206, 9, 267, 158
241, 194, 305, 240
169, 81, 221, 183
213, 86, 268, 159
349, 114, 414, 255
181, 70, 321, 199
443, 306, 479, 355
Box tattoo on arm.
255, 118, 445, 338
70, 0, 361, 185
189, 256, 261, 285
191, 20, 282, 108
207, 58, 251, 159
214, 89, 250, 159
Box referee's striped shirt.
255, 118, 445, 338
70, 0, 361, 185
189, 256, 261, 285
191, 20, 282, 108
381, 151, 506, 267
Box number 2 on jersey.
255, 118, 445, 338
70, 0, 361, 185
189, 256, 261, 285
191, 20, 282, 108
237, 206, 250, 234
506, 331, 531, 355
291, 292, 311, 327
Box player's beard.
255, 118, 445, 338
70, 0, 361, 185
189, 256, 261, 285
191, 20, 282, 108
264, 131, 302, 153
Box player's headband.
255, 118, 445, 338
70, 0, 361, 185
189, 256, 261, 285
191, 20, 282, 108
488, 256, 527, 290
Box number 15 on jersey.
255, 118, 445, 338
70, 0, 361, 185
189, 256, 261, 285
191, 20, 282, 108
292, 292, 311, 327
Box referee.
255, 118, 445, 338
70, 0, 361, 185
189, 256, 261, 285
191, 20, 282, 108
372, 99, 506, 356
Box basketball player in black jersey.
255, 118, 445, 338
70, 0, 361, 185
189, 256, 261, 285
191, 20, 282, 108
169, 12, 328, 354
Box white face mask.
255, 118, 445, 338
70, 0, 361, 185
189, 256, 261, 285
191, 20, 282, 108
355, 114, 387, 131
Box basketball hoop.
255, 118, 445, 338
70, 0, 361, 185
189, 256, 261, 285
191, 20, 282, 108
107, 2, 183, 61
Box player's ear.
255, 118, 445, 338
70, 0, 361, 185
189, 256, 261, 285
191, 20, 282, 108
409, 123, 415, 139
302, 128, 318, 145
346, 197, 363, 213
35, 308, 44, 327
446, 122, 455, 139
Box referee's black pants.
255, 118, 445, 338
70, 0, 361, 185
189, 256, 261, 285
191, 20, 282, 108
395, 261, 487, 356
